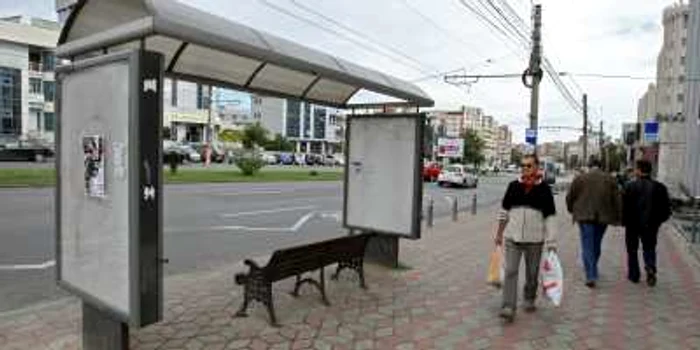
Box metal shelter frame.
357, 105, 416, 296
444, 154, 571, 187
57, 0, 434, 109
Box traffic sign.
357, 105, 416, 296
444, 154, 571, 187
644, 121, 659, 143
525, 128, 537, 145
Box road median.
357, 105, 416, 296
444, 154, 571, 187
0, 168, 343, 188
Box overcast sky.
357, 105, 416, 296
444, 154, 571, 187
1, 0, 682, 142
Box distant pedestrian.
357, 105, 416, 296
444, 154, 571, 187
566, 158, 621, 288
494, 154, 557, 322
623, 160, 671, 286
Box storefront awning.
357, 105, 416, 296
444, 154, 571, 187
57, 0, 434, 108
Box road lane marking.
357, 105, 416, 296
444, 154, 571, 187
0, 260, 55, 271
220, 205, 316, 218
291, 212, 316, 232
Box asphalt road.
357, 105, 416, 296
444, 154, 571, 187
0, 178, 510, 313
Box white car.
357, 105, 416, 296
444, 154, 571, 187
437, 164, 479, 188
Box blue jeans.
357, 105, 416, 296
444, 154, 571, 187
579, 223, 607, 281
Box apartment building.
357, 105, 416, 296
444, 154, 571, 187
0, 16, 59, 143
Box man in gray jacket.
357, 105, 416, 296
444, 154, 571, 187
495, 154, 557, 322
566, 158, 621, 288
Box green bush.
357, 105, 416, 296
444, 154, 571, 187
234, 152, 266, 176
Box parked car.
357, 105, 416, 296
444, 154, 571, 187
279, 153, 295, 165
437, 164, 478, 188
332, 154, 345, 166
163, 140, 186, 164
261, 152, 278, 165
423, 162, 442, 182
179, 144, 201, 162
0, 141, 54, 162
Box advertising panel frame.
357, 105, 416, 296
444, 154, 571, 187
55, 49, 163, 328
342, 113, 424, 240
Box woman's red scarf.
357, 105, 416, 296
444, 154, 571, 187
520, 170, 543, 193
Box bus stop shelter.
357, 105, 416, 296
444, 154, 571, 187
56, 0, 433, 349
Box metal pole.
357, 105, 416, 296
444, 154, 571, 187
427, 197, 434, 227
471, 193, 477, 215
582, 94, 588, 167
205, 85, 213, 166
528, 5, 543, 141
451, 197, 458, 222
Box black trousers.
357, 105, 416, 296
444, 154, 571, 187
625, 226, 659, 281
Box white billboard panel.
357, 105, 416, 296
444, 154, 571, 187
59, 61, 131, 315
344, 114, 423, 238
56, 50, 163, 327
437, 138, 464, 158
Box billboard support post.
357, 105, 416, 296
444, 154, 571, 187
83, 302, 128, 350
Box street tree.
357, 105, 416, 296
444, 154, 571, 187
242, 122, 269, 149
462, 129, 485, 167
264, 133, 295, 152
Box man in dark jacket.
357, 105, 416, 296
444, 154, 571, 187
566, 158, 621, 288
623, 160, 671, 286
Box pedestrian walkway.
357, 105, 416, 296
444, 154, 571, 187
2, 197, 700, 349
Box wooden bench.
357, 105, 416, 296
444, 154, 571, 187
234, 233, 373, 326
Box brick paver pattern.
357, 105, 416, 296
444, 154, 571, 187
2, 197, 700, 349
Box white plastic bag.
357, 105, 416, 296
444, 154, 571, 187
540, 250, 563, 307
487, 245, 505, 288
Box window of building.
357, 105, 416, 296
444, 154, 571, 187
682, 37, 688, 47
29, 78, 42, 94
685, 13, 689, 29
285, 100, 301, 138
313, 107, 326, 139
44, 112, 55, 132
196, 84, 204, 109
303, 103, 311, 138
43, 81, 55, 102
678, 93, 684, 103
679, 75, 686, 84
171, 79, 178, 106
42, 52, 55, 71
681, 56, 686, 66
0, 67, 21, 134
28, 52, 41, 71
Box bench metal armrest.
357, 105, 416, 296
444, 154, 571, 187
244, 259, 263, 271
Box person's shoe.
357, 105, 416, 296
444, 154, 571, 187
499, 307, 515, 322
585, 280, 596, 288
523, 300, 537, 313
646, 271, 657, 287
628, 277, 640, 284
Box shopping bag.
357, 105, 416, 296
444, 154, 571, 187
540, 250, 564, 306
487, 245, 504, 288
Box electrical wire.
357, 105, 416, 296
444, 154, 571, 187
258, 0, 436, 76
400, 0, 485, 60
285, 0, 443, 75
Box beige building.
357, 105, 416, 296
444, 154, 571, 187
0, 16, 59, 143
495, 125, 513, 166
657, 1, 690, 188
637, 83, 658, 123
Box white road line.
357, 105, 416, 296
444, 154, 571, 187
0, 260, 55, 271
214, 190, 285, 196
291, 212, 316, 232
220, 205, 316, 218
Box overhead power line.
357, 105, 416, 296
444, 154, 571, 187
258, 0, 437, 76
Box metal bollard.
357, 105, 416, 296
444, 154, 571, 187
451, 197, 458, 222
471, 193, 477, 215
428, 197, 434, 227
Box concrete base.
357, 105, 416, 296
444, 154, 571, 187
364, 234, 399, 268
82, 303, 129, 350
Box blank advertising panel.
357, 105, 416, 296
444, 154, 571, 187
344, 114, 423, 238
59, 60, 132, 316
57, 50, 163, 327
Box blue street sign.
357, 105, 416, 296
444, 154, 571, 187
644, 121, 659, 143
525, 128, 537, 145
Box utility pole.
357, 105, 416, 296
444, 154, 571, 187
599, 120, 605, 171
527, 5, 543, 143
205, 85, 213, 166
582, 94, 588, 168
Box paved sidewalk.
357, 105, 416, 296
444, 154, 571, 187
2, 197, 700, 349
